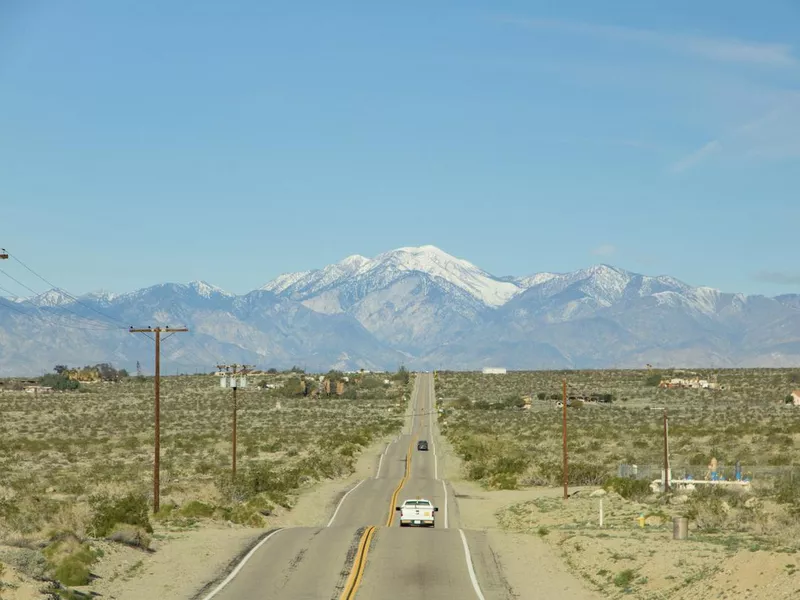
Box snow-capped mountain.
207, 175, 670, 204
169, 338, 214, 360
1, 244, 799, 375
265, 245, 521, 308
261, 245, 521, 351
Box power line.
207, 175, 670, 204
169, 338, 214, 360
0, 266, 120, 331
7, 252, 127, 327
0, 282, 120, 332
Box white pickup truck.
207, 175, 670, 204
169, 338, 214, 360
396, 498, 439, 527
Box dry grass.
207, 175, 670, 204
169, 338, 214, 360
437, 368, 800, 488
0, 370, 409, 591
437, 368, 800, 599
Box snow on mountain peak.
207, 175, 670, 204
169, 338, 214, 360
82, 290, 118, 303
338, 254, 372, 270
29, 289, 75, 307
369, 245, 521, 306
188, 281, 232, 298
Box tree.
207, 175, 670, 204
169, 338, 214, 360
644, 372, 662, 387
54, 365, 68, 375
38, 373, 79, 391
393, 366, 410, 385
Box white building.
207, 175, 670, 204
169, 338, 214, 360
482, 367, 507, 375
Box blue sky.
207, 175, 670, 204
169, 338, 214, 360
1, 0, 798, 297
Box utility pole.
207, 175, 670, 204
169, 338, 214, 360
562, 378, 568, 500
217, 363, 253, 481
663, 407, 670, 492
129, 326, 189, 513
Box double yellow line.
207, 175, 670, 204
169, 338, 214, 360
339, 525, 376, 600
339, 435, 416, 599
386, 436, 414, 527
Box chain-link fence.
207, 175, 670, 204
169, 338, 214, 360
617, 463, 800, 482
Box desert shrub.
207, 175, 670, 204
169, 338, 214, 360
604, 477, 652, 501
43, 536, 101, 586
179, 500, 216, 518
488, 472, 519, 490
773, 474, 800, 509
644, 372, 662, 387
684, 485, 749, 530
89, 493, 152, 537
0, 548, 49, 579
107, 524, 151, 550
38, 373, 80, 391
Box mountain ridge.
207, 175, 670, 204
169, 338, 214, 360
1, 245, 799, 375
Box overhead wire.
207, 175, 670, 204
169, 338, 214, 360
8, 253, 129, 327
0, 265, 122, 331
0, 280, 121, 332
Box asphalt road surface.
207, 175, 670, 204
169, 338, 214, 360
198, 373, 509, 600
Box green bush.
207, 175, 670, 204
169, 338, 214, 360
604, 477, 652, 501
179, 500, 216, 518
54, 556, 91, 586
37, 373, 79, 391
89, 493, 153, 537
643, 372, 662, 387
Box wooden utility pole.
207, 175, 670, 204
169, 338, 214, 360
562, 378, 568, 500
217, 363, 253, 481
663, 408, 670, 492
129, 326, 189, 513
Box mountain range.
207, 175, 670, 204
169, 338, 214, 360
1, 245, 799, 375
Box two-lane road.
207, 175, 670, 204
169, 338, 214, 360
198, 374, 509, 600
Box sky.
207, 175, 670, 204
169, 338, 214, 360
1, 0, 799, 298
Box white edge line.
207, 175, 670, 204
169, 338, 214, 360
375, 442, 390, 479
200, 528, 284, 600
459, 529, 487, 600
327, 479, 365, 527
442, 479, 449, 529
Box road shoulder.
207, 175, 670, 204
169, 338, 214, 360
73, 432, 396, 600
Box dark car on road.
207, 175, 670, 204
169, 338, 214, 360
417, 440, 429, 451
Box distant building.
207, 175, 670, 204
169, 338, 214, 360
482, 367, 507, 375
24, 385, 52, 395
659, 376, 723, 390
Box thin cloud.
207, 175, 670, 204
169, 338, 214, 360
670, 140, 722, 173
590, 244, 617, 257
670, 95, 800, 172
753, 271, 800, 285
499, 17, 798, 68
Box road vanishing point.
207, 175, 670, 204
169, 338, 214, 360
196, 372, 509, 599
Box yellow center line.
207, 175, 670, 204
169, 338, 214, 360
386, 435, 415, 527
339, 525, 376, 600
339, 378, 425, 598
